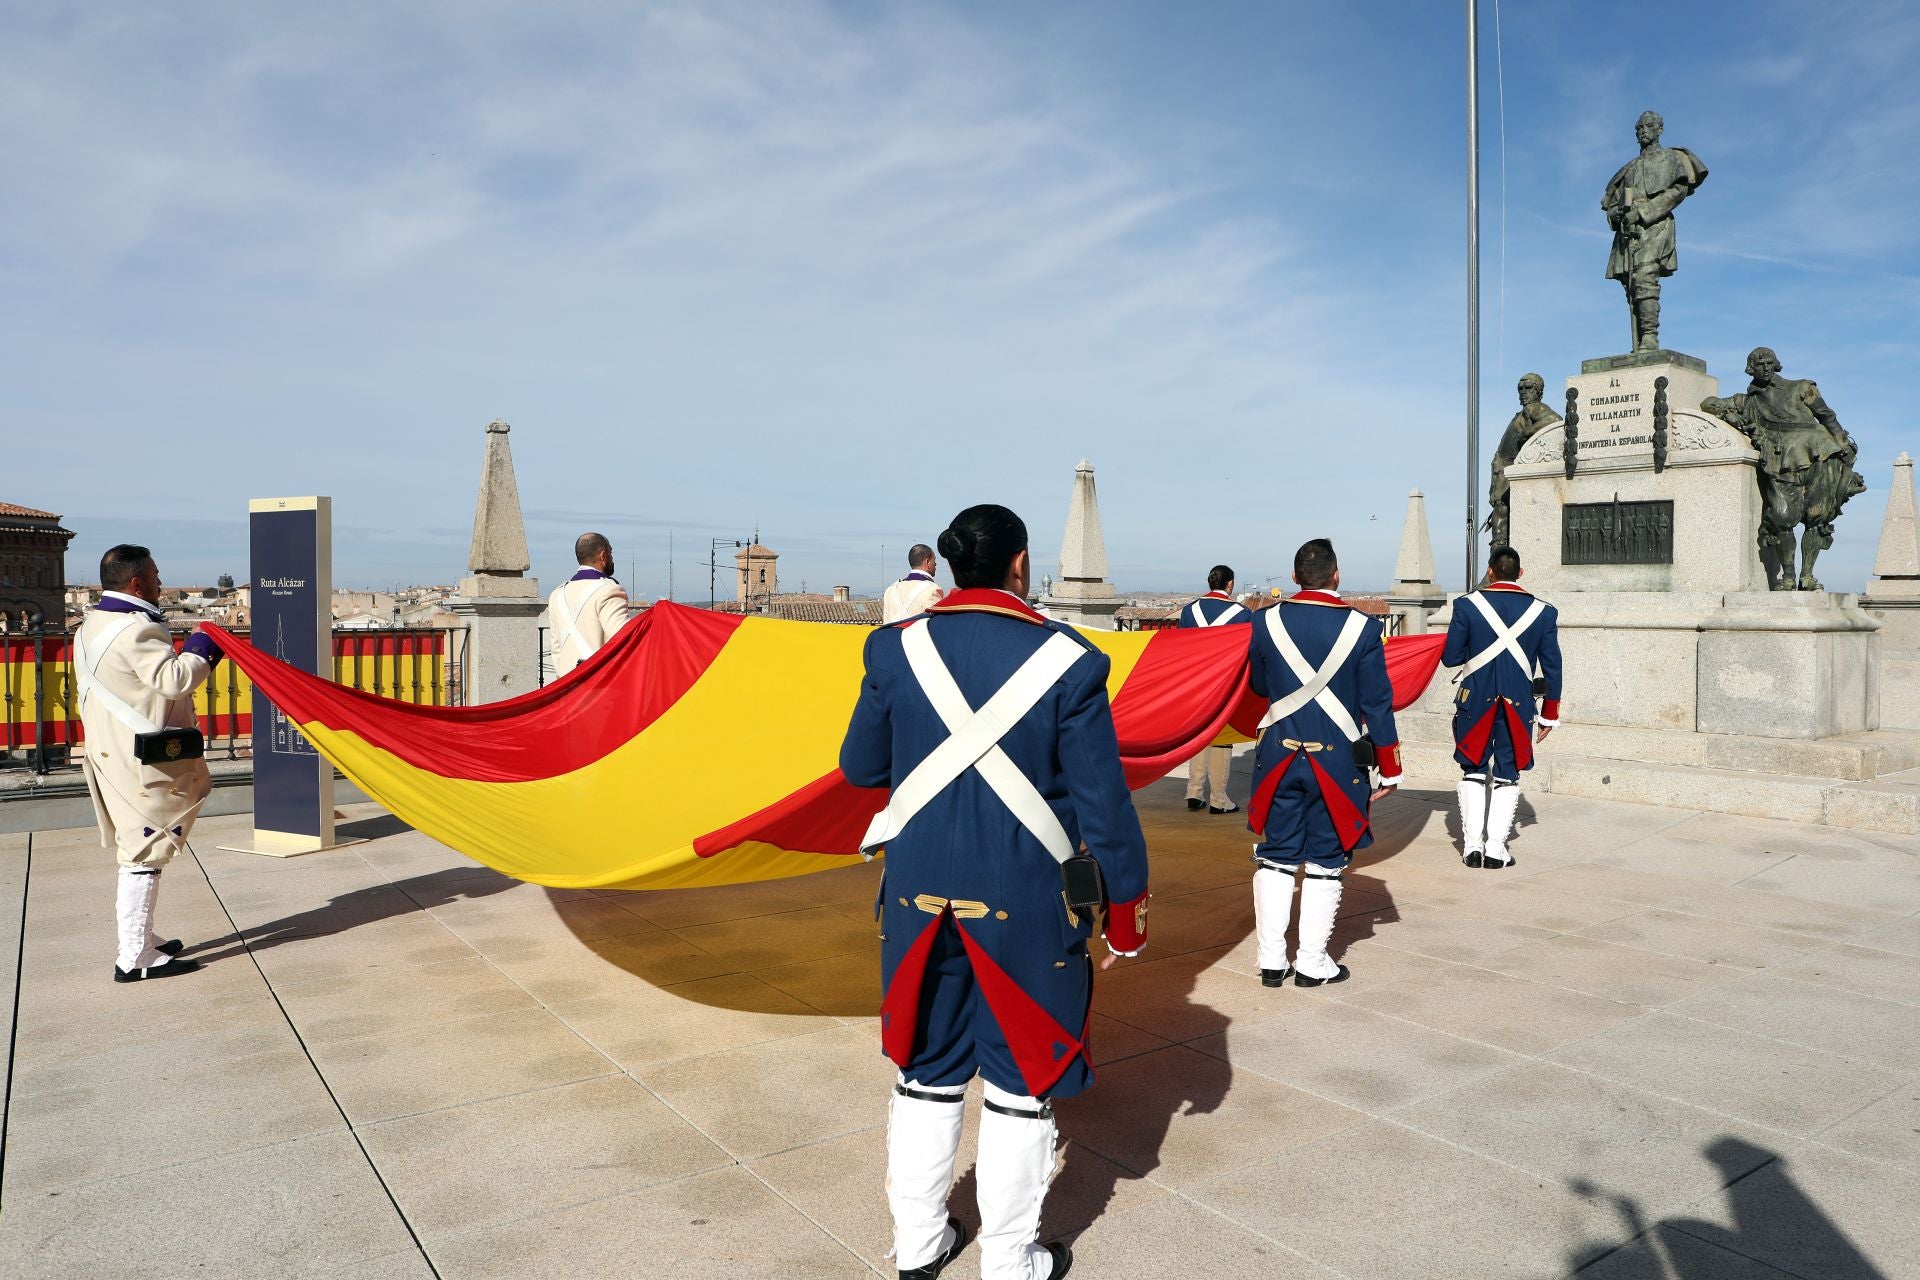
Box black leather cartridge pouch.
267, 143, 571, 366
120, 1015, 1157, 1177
134, 727, 205, 765
1531, 676, 1549, 699
1350, 735, 1376, 769
1061, 853, 1106, 914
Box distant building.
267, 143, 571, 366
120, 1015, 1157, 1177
735, 543, 779, 603
701, 589, 883, 626
0, 502, 76, 631
332, 589, 398, 621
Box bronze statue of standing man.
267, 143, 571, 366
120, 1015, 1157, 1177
1486, 373, 1562, 548
1602, 111, 1708, 353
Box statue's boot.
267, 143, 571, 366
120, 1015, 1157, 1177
1776, 529, 1800, 591
1633, 299, 1661, 353
1798, 541, 1825, 592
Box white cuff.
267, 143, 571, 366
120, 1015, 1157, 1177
1104, 942, 1142, 958
1375, 773, 1403, 788
1535, 716, 1558, 727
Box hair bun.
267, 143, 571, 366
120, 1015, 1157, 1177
937, 527, 973, 564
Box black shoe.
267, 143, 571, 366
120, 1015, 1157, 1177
1294, 965, 1350, 988
1044, 1242, 1073, 1279
898, 1218, 971, 1279
1260, 968, 1292, 988
1186, 798, 1204, 811
1209, 804, 1238, 815
1480, 855, 1515, 871
1462, 851, 1484, 869
113, 955, 201, 983
156, 939, 185, 956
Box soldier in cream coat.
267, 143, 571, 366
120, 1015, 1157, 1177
75, 545, 222, 982
881, 544, 944, 624
547, 532, 633, 677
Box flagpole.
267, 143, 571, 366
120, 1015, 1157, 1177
1465, 0, 1482, 591
1466, 0, 1482, 591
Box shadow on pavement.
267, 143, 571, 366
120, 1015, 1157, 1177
336, 812, 414, 841
546, 770, 1426, 1247
1567, 1137, 1888, 1278
183, 866, 515, 963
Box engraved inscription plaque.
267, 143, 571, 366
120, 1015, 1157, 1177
1562, 497, 1674, 565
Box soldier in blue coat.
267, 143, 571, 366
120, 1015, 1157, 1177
1441, 545, 1563, 869
1179, 564, 1253, 814
1245, 539, 1401, 988
841, 503, 1148, 1280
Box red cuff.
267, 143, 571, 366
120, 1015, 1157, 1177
1104, 889, 1150, 954
1374, 742, 1401, 779
1540, 700, 1561, 723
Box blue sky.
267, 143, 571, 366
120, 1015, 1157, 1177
6, 0, 1916, 597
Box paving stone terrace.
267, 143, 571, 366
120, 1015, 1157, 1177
3, 771, 1918, 1279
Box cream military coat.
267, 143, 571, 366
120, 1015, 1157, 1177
546, 570, 632, 677
881, 572, 943, 624
75, 595, 216, 867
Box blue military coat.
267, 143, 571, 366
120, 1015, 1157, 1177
1178, 592, 1252, 629
1245, 592, 1400, 867
839, 588, 1149, 1099
1441, 581, 1563, 776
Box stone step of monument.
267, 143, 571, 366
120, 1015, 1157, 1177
1395, 710, 1920, 783
1400, 742, 1918, 835
1547, 757, 1920, 836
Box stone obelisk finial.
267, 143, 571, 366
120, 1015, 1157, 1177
461, 419, 534, 597
1868, 453, 1920, 600
1393, 488, 1439, 586
1059, 458, 1109, 583
1040, 458, 1121, 630
1386, 487, 1448, 634
450, 418, 543, 703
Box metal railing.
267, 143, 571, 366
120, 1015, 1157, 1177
1, 625, 465, 775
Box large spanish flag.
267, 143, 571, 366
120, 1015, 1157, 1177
203, 604, 1443, 891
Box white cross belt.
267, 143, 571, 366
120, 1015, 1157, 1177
860, 621, 1087, 865
1256, 608, 1368, 743
1454, 592, 1546, 684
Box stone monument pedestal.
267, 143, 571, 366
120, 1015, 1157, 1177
1397, 351, 1915, 833
1506, 354, 1768, 595
448, 576, 545, 705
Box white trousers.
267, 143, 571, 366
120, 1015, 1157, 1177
1485, 782, 1521, 864
888, 1076, 966, 1269
1252, 864, 1296, 972
886, 1075, 1059, 1280
1186, 745, 1233, 807
1252, 864, 1341, 979
976, 1081, 1059, 1280
1457, 779, 1488, 856
115, 866, 166, 972
1294, 872, 1344, 980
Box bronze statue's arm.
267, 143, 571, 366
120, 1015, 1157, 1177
1631, 182, 1692, 225
1804, 382, 1856, 454
1601, 168, 1631, 219
1701, 395, 1751, 432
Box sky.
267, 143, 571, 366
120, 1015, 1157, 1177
5, 0, 1917, 598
